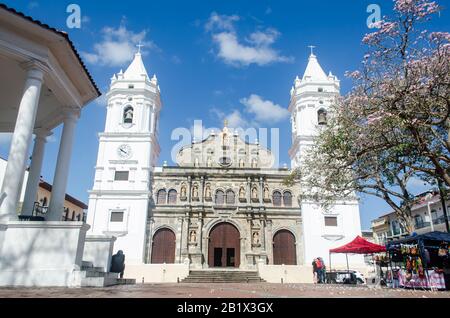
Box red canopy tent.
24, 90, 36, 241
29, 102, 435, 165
329, 236, 386, 273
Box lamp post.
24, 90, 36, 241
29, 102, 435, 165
437, 178, 450, 233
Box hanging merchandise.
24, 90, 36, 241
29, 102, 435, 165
417, 257, 424, 278
438, 242, 448, 257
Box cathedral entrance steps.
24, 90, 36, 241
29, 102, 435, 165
181, 270, 265, 283
78, 261, 136, 287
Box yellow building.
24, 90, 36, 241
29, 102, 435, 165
1, 157, 87, 221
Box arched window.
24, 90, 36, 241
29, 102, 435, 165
71, 211, 76, 221
318, 109, 327, 125
123, 106, 134, 124
157, 189, 167, 204
168, 189, 177, 204
64, 208, 69, 221
215, 190, 225, 205
273, 191, 282, 207
226, 190, 235, 205
283, 191, 293, 207
41, 197, 48, 207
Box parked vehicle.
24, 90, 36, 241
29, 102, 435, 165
326, 270, 366, 285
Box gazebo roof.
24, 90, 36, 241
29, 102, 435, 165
0, 4, 100, 96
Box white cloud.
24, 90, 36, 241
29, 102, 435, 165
211, 108, 249, 129
205, 12, 240, 32
81, 24, 157, 67
205, 13, 293, 67
240, 94, 289, 123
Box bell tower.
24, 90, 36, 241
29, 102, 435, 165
86, 49, 162, 264
288, 49, 364, 269
288, 49, 340, 169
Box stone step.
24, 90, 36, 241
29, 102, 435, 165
181, 270, 265, 283
116, 278, 136, 285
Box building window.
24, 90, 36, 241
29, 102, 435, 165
325, 216, 338, 227
110, 211, 124, 222
128, 84, 134, 89
318, 87, 324, 92
226, 190, 235, 205
157, 189, 167, 204
283, 191, 293, 207
273, 191, 282, 207
71, 211, 75, 221
64, 208, 69, 221
168, 189, 177, 204
318, 109, 327, 125
76, 214, 81, 221
123, 106, 134, 124
114, 171, 129, 181
215, 190, 225, 205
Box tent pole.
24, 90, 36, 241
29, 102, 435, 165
346, 253, 349, 272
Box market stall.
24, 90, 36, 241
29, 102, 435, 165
329, 236, 386, 284
386, 231, 450, 290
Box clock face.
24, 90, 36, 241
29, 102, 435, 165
117, 144, 132, 159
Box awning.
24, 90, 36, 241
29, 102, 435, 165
330, 236, 386, 254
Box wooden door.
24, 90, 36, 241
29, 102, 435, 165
208, 223, 240, 268
151, 228, 176, 263
273, 230, 296, 265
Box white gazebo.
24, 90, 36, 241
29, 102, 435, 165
0, 5, 106, 287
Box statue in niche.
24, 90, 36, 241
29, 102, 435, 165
252, 232, 260, 245
251, 158, 258, 168
239, 186, 246, 200
192, 184, 199, 199
205, 184, 212, 199
252, 187, 258, 200
207, 157, 212, 167
194, 157, 199, 167
264, 186, 270, 201
180, 184, 187, 198
190, 230, 197, 243
239, 159, 245, 168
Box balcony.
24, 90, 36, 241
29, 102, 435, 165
414, 221, 431, 230
433, 216, 447, 225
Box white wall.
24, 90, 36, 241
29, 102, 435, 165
301, 201, 366, 269
257, 263, 314, 284
0, 221, 89, 287
0, 157, 28, 204
124, 264, 189, 283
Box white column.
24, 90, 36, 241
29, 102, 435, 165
150, 106, 156, 133
21, 128, 52, 216
47, 108, 80, 221
0, 64, 45, 223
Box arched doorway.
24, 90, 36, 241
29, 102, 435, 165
273, 230, 296, 265
208, 222, 240, 268
151, 228, 176, 264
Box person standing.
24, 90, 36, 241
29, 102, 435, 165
315, 257, 324, 283
312, 258, 318, 284
319, 257, 326, 283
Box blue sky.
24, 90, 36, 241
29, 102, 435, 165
0, 0, 449, 230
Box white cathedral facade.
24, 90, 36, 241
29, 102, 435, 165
86, 50, 365, 281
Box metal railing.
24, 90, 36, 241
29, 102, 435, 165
414, 221, 431, 229
432, 216, 446, 225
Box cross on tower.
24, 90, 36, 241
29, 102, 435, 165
308, 45, 316, 56
136, 41, 144, 53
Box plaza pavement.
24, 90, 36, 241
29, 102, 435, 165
0, 283, 449, 298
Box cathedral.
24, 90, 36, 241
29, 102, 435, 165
86, 49, 365, 276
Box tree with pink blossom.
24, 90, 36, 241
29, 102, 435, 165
286, 0, 449, 232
